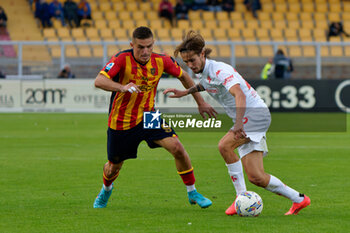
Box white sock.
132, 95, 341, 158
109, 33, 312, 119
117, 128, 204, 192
265, 175, 304, 203
103, 184, 113, 191
226, 161, 247, 196
186, 184, 196, 192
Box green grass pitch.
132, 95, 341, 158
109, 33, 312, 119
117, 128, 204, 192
0, 113, 349, 233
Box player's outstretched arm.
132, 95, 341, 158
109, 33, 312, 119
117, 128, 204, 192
94, 73, 141, 93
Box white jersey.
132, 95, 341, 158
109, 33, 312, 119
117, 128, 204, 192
197, 59, 271, 143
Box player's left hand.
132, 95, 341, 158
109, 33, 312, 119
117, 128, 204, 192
163, 88, 188, 98
232, 122, 247, 140
198, 102, 218, 119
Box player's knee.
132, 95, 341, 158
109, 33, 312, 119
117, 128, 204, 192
169, 141, 186, 158
218, 141, 231, 156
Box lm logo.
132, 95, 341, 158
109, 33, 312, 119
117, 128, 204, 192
143, 110, 162, 129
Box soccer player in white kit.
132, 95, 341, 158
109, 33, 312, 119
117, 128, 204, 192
164, 30, 310, 216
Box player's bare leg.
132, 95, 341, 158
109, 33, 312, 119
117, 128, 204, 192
218, 131, 249, 215
155, 136, 212, 208
93, 161, 123, 208
242, 151, 310, 215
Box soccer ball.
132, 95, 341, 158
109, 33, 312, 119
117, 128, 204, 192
235, 191, 263, 217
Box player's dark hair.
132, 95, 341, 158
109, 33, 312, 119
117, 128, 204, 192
174, 30, 212, 58
132, 26, 154, 40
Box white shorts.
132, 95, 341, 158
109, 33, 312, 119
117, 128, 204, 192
237, 136, 268, 158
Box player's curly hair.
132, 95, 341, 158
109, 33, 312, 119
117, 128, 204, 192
174, 30, 212, 58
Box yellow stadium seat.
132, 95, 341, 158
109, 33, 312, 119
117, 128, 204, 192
232, 20, 246, 29
43, 28, 56, 39
122, 20, 135, 29
155, 28, 170, 40
320, 46, 330, 56
188, 11, 201, 21
202, 12, 215, 21
149, 19, 163, 29
214, 28, 227, 40
57, 28, 71, 40
99, 2, 111, 12
125, 2, 139, 11
328, 13, 341, 22
298, 29, 312, 41
301, 21, 314, 29
218, 20, 232, 29
217, 45, 231, 57
191, 19, 204, 30
177, 20, 190, 29
135, 20, 147, 28
344, 47, 350, 56
314, 20, 328, 30
92, 11, 104, 20
303, 46, 316, 57
199, 28, 213, 40
273, 20, 287, 29
288, 20, 300, 29
260, 20, 273, 29
262, 3, 274, 12
118, 11, 131, 21
170, 28, 184, 41
313, 13, 326, 21
108, 20, 122, 29
105, 11, 117, 21
299, 12, 312, 21
246, 45, 260, 57
235, 45, 246, 57
289, 3, 301, 13
107, 45, 118, 57
260, 45, 274, 57
112, 2, 125, 11
313, 29, 327, 41
227, 29, 241, 40
284, 29, 298, 41
258, 12, 270, 21
94, 19, 108, 29
78, 46, 92, 57
285, 12, 298, 21
316, 3, 328, 13
247, 20, 259, 29
92, 46, 104, 57
145, 11, 158, 20
329, 37, 341, 42
272, 12, 284, 21
216, 11, 229, 21
114, 28, 130, 41
242, 28, 255, 41
139, 2, 151, 11
302, 3, 314, 12
71, 28, 85, 40
65, 46, 79, 58
209, 46, 219, 57
342, 14, 350, 22
205, 20, 217, 29
89, 2, 98, 12
287, 46, 302, 57
329, 3, 341, 13
85, 28, 100, 41
256, 28, 270, 41
161, 45, 176, 56
344, 3, 350, 12
270, 29, 284, 41
275, 4, 287, 12
230, 12, 243, 21
133, 11, 145, 21
100, 29, 114, 40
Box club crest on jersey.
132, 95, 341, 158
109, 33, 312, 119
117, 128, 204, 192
150, 68, 156, 75
105, 63, 114, 71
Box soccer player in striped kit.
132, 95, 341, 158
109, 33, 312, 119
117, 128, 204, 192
93, 27, 217, 209
164, 30, 310, 216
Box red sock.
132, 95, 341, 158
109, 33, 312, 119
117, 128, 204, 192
103, 170, 119, 186
178, 167, 195, 185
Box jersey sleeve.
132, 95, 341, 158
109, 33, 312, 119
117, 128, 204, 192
99, 54, 123, 80
215, 68, 240, 91
163, 55, 183, 78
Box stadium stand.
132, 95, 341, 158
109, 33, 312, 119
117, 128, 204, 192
0, 0, 348, 63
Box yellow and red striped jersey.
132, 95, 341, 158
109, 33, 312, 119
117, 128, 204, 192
100, 49, 183, 130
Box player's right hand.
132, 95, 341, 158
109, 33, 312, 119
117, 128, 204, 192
163, 88, 188, 98
122, 83, 141, 93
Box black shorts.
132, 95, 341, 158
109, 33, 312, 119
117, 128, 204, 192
107, 120, 177, 164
